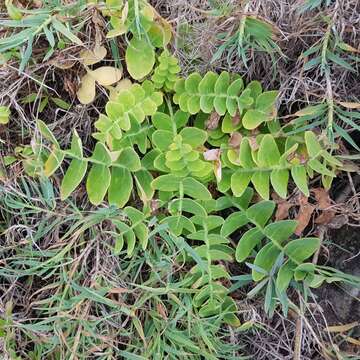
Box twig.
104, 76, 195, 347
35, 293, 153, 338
293, 314, 303, 360
312, 225, 326, 265
347, 172, 360, 212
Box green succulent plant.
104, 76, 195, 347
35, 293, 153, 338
94, 80, 163, 147
37, 120, 153, 208
151, 50, 181, 91
34, 63, 348, 322
173, 71, 279, 130
153, 129, 213, 179
227, 131, 342, 199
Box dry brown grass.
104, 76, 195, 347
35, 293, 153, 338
151, 0, 360, 109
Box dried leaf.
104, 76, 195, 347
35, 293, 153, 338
313, 188, 336, 225
338, 42, 359, 53
248, 136, 259, 151
327, 322, 359, 333
275, 200, 293, 221
205, 112, 220, 130
64, 77, 77, 97
339, 102, 360, 109
232, 112, 241, 126
157, 303, 168, 320
114, 78, 132, 93
122, 2, 129, 22
294, 107, 320, 117
106, 22, 128, 38
89, 66, 122, 86
313, 188, 332, 209
203, 148, 221, 161
150, 199, 161, 213
229, 132, 242, 148
214, 159, 222, 182
91, 10, 105, 27
108, 287, 130, 294
298, 193, 309, 206
328, 214, 348, 229
204, 149, 222, 181
295, 194, 315, 235
315, 212, 336, 225
77, 73, 96, 104
51, 58, 76, 69
80, 45, 107, 65
33, 0, 43, 7
342, 336, 360, 346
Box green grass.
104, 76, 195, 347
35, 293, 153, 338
0, 178, 246, 359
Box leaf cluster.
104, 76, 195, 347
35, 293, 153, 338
0, 1, 85, 71
233, 199, 320, 314
174, 71, 278, 130
290, 102, 360, 151
212, 16, 281, 68
228, 131, 341, 199
38, 121, 153, 208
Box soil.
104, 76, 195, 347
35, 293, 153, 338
316, 225, 360, 335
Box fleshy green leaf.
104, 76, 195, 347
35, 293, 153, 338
264, 220, 297, 245
44, 149, 64, 176
152, 174, 181, 192
239, 138, 256, 168
37, 119, 59, 148
115, 147, 141, 171
276, 261, 295, 292
108, 167, 132, 208
270, 169, 289, 199
169, 198, 207, 217
0, 106, 10, 124
284, 238, 320, 263
134, 170, 154, 202
183, 178, 212, 200
255, 91, 278, 112
258, 135, 280, 167
86, 143, 112, 205
251, 171, 270, 200
246, 201, 275, 228
236, 228, 264, 262
179, 127, 207, 148
291, 165, 309, 197
242, 110, 268, 130
60, 159, 87, 200
221, 212, 248, 237
252, 243, 281, 281
86, 163, 111, 205
152, 112, 172, 131
305, 131, 322, 158
231, 170, 252, 197
125, 37, 155, 80
152, 130, 173, 151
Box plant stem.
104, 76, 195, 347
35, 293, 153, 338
325, 69, 334, 139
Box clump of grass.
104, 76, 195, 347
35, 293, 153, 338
0, 177, 246, 359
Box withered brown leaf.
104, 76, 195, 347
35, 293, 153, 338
205, 112, 220, 130
229, 132, 242, 148
295, 194, 315, 236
